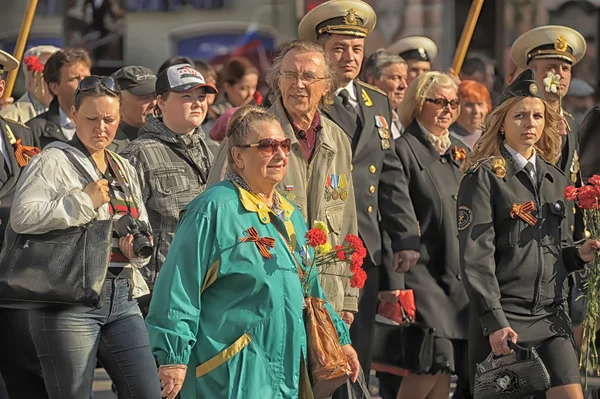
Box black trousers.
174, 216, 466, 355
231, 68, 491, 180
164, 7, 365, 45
0, 308, 48, 399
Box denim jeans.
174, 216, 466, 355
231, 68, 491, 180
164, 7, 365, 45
29, 278, 162, 399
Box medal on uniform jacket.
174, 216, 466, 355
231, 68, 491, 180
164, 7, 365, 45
331, 173, 339, 200
452, 145, 467, 161
375, 115, 391, 150
339, 174, 348, 201
570, 149, 580, 183
324, 174, 332, 202
284, 185, 296, 201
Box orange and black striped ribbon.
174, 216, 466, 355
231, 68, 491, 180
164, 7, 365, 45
13, 139, 40, 167
240, 226, 276, 259
510, 201, 538, 226
453, 146, 467, 161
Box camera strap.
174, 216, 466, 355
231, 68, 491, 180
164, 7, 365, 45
105, 150, 137, 214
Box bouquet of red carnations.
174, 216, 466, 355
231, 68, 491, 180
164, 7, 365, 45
564, 176, 600, 379
302, 221, 367, 292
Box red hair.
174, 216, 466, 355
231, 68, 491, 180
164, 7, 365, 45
458, 80, 492, 113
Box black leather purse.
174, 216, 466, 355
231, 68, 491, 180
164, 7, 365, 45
0, 149, 114, 310
371, 305, 436, 374
474, 341, 551, 399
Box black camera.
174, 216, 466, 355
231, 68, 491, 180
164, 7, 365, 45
114, 214, 153, 258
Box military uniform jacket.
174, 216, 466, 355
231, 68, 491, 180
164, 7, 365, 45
394, 121, 470, 339
323, 80, 419, 266
0, 116, 36, 244
457, 149, 585, 337
578, 105, 600, 181
560, 113, 582, 239
26, 98, 68, 149
206, 98, 360, 313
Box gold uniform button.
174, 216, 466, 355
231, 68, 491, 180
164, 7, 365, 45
573, 207, 577, 214
369, 165, 376, 174
367, 206, 373, 213
571, 225, 575, 232
369, 185, 375, 193
351, 164, 354, 172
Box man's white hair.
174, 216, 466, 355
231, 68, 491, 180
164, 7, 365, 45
22, 45, 61, 84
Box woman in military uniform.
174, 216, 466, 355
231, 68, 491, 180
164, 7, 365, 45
394, 71, 470, 399
457, 70, 599, 398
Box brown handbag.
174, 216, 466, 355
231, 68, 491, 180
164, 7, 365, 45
303, 296, 352, 398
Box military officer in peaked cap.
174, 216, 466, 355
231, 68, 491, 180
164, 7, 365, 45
388, 35, 438, 86
299, 0, 421, 389
0, 50, 47, 399
512, 25, 586, 241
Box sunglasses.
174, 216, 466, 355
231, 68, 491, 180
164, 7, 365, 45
75, 76, 120, 98
236, 138, 291, 157
425, 97, 460, 110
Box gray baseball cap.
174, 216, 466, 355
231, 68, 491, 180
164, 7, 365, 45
112, 66, 156, 96
155, 64, 218, 96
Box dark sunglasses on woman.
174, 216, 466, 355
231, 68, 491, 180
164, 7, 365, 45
425, 97, 460, 110
236, 138, 292, 157
75, 76, 121, 98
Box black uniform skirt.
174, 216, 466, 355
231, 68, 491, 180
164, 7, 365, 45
467, 305, 581, 392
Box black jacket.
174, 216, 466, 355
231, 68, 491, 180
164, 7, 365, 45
322, 80, 419, 266
457, 148, 585, 337
0, 116, 37, 244
394, 121, 470, 339
26, 98, 68, 149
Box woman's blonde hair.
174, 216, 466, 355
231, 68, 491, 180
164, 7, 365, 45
461, 96, 561, 173
397, 71, 459, 128
226, 105, 282, 166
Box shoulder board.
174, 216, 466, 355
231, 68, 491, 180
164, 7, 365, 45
0, 115, 29, 129
356, 79, 387, 96
466, 156, 494, 174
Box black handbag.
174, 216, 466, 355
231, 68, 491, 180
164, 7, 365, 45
371, 305, 436, 374
474, 341, 551, 399
0, 149, 115, 310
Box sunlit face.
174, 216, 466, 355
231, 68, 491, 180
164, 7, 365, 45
121, 91, 156, 128
457, 97, 488, 134
323, 35, 364, 84
418, 85, 458, 135
224, 73, 259, 107
232, 121, 289, 187
369, 62, 408, 110
406, 60, 431, 86
72, 95, 120, 152
531, 58, 572, 100
502, 97, 545, 153
279, 49, 330, 117
158, 87, 208, 134
50, 62, 91, 111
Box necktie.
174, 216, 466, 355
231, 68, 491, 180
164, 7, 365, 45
524, 162, 536, 186
338, 89, 354, 111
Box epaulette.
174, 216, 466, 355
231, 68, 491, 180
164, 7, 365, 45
466, 156, 493, 173
356, 79, 387, 96
0, 115, 30, 129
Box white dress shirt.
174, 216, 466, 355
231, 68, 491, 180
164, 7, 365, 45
504, 143, 537, 183
59, 107, 77, 141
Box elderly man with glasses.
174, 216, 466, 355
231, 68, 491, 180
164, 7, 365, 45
208, 39, 360, 328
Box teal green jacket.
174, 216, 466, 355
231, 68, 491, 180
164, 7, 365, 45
146, 180, 351, 398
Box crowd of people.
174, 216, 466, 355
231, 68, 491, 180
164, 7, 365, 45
0, 0, 600, 399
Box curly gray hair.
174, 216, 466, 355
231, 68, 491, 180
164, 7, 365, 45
266, 40, 339, 109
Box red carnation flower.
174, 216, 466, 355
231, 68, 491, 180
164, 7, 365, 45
578, 185, 599, 210
305, 228, 327, 247
350, 268, 367, 289
350, 252, 364, 272
337, 250, 347, 261
564, 185, 579, 201
589, 175, 600, 187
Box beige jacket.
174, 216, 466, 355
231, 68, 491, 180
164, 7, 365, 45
0, 93, 42, 124
207, 98, 359, 312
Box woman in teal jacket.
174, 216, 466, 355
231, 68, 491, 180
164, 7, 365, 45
146, 106, 360, 398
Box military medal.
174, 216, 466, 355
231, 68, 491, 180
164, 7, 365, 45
284, 185, 296, 201
324, 174, 332, 202
570, 150, 580, 183
375, 115, 391, 150
331, 174, 339, 200
339, 174, 348, 201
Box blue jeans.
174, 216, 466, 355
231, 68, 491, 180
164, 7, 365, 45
29, 278, 162, 399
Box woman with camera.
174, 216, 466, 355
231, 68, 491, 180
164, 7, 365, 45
9, 76, 161, 398
457, 70, 600, 398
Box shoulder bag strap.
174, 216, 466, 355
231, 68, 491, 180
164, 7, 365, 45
59, 148, 120, 213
